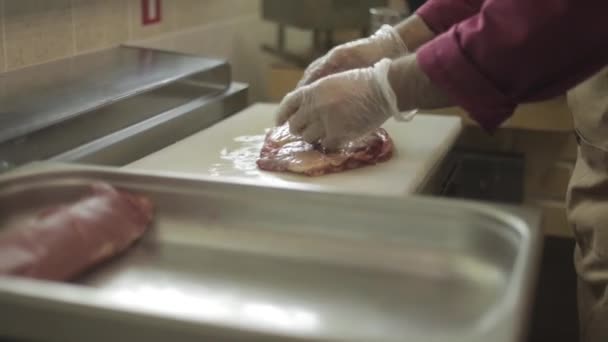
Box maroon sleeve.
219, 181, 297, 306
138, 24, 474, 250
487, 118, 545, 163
417, 0, 608, 131
416, 0, 484, 34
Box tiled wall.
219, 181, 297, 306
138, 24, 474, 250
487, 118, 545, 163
128, 3, 291, 102
128, 1, 408, 101
0, 0, 410, 100
0, 0, 259, 72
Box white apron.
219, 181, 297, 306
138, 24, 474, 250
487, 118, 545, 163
566, 66, 608, 341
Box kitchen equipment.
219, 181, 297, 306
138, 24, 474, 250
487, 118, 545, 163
125, 103, 463, 196
0, 163, 541, 342
370, 7, 406, 32
0, 46, 248, 172
261, 0, 388, 67
262, 0, 389, 30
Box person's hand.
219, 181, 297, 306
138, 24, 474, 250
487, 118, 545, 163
298, 25, 408, 87
276, 59, 409, 149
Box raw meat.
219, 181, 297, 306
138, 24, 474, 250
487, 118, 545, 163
257, 124, 394, 176
0, 183, 154, 281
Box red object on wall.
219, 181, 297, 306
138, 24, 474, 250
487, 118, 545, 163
142, 0, 162, 25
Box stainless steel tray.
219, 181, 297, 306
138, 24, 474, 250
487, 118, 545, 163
0, 164, 541, 342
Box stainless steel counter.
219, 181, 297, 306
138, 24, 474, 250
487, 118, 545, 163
0, 46, 248, 172
0, 164, 542, 342
0, 47, 228, 144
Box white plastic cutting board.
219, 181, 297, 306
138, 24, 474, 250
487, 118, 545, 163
125, 103, 462, 196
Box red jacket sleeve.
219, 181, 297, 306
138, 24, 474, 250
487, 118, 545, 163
417, 0, 608, 131
416, 0, 483, 34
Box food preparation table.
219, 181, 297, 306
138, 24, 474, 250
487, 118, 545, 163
126, 103, 463, 196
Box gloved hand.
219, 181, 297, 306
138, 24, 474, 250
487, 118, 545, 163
276, 59, 416, 149
297, 25, 409, 87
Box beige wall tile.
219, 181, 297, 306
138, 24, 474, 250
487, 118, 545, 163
267, 66, 302, 102
72, 0, 129, 53
173, 0, 259, 30
1, 0, 264, 72
128, 13, 279, 102
128, 0, 178, 40
173, 0, 218, 30
0, 0, 6, 72
128, 0, 259, 39
4, 0, 73, 70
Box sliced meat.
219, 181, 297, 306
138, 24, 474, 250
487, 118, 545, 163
0, 183, 154, 281
257, 124, 394, 176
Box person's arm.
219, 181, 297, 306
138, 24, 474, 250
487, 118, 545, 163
392, 15, 435, 52
388, 54, 451, 111
412, 0, 483, 37
278, 0, 608, 147
275, 0, 608, 148
394, 0, 486, 52
405, 0, 608, 131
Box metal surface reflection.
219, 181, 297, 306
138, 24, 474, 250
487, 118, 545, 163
109, 285, 320, 333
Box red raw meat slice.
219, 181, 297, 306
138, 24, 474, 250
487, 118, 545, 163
0, 183, 154, 281
257, 124, 394, 176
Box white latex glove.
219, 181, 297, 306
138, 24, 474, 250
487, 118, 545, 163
276, 59, 416, 149
298, 25, 408, 87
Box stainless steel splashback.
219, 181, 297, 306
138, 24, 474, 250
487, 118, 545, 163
0, 46, 248, 171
